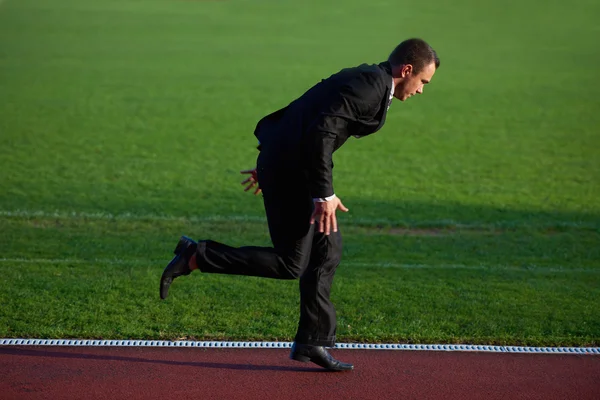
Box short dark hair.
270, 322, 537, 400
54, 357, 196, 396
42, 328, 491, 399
388, 38, 440, 73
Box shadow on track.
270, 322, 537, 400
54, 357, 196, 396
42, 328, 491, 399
0, 347, 330, 373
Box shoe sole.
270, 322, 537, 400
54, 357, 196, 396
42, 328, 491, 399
290, 350, 354, 371
160, 254, 182, 300
159, 236, 195, 300
290, 353, 311, 363
290, 353, 354, 371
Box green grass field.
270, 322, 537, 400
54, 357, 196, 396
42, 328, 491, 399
1, 0, 599, 346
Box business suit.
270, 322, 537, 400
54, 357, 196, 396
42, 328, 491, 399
194, 61, 394, 347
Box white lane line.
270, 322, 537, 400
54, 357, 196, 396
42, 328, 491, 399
1, 209, 597, 229
346, 262, 598, 273
0, 209, 264, 223
0, 339, 598, 355
0, 257, 597, 273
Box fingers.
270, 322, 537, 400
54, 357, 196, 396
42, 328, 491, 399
310, 209, 317, 225
318, 213, 337, 235
244, 181, 261, 192
319, 210, 326, 233
241, 175, 260, 194
337, 200, 349, 212
312, 201, 345, 235
242, 176, 255, 190
321, 211, 337, 235
241, 169, 259, 183
312, 202, 323, 227
242, 176, 258, 192
240, 168, 261, 195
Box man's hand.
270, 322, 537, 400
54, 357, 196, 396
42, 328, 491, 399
310, 196, 349, 235
240, 168, 261, 195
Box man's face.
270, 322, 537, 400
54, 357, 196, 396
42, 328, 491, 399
393, 61, 436, 101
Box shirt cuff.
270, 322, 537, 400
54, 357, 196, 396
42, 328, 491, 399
313, 194, 336, 202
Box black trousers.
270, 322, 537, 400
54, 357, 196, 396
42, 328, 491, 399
194, 152, 342, 346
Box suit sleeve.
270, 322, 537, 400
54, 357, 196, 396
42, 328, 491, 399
306, 130, 337, 198
305, 73, 385, 198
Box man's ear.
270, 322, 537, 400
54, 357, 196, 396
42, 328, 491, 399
401, 64, 413, 77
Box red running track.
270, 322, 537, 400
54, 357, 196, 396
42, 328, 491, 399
1, 346, 599, 399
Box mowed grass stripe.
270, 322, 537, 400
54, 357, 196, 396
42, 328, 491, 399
1, 214, 598, 345
1, 215, 599, 269
1, 209, 598, 230
1, 217, 598, 346
0, 258, 598, 346
0, 258, 598, 274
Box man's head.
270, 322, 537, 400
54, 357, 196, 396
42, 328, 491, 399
388, 38, 440, 101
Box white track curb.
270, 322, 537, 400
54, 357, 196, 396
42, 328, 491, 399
1, 339, 598, 355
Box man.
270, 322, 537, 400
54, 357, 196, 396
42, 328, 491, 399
160, 38, 439, 371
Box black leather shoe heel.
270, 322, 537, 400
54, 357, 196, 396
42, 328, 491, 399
290, 343, 353, 371
174, 236, 194, 255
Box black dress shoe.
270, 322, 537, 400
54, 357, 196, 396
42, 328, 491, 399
290, 342, 353, 371
159, 236, 197, 300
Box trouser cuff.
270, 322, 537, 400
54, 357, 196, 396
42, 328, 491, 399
294, 331, 336, 347
194, 241, 209, 272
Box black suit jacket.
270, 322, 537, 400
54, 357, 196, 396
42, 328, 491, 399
254, 61, 393, 198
